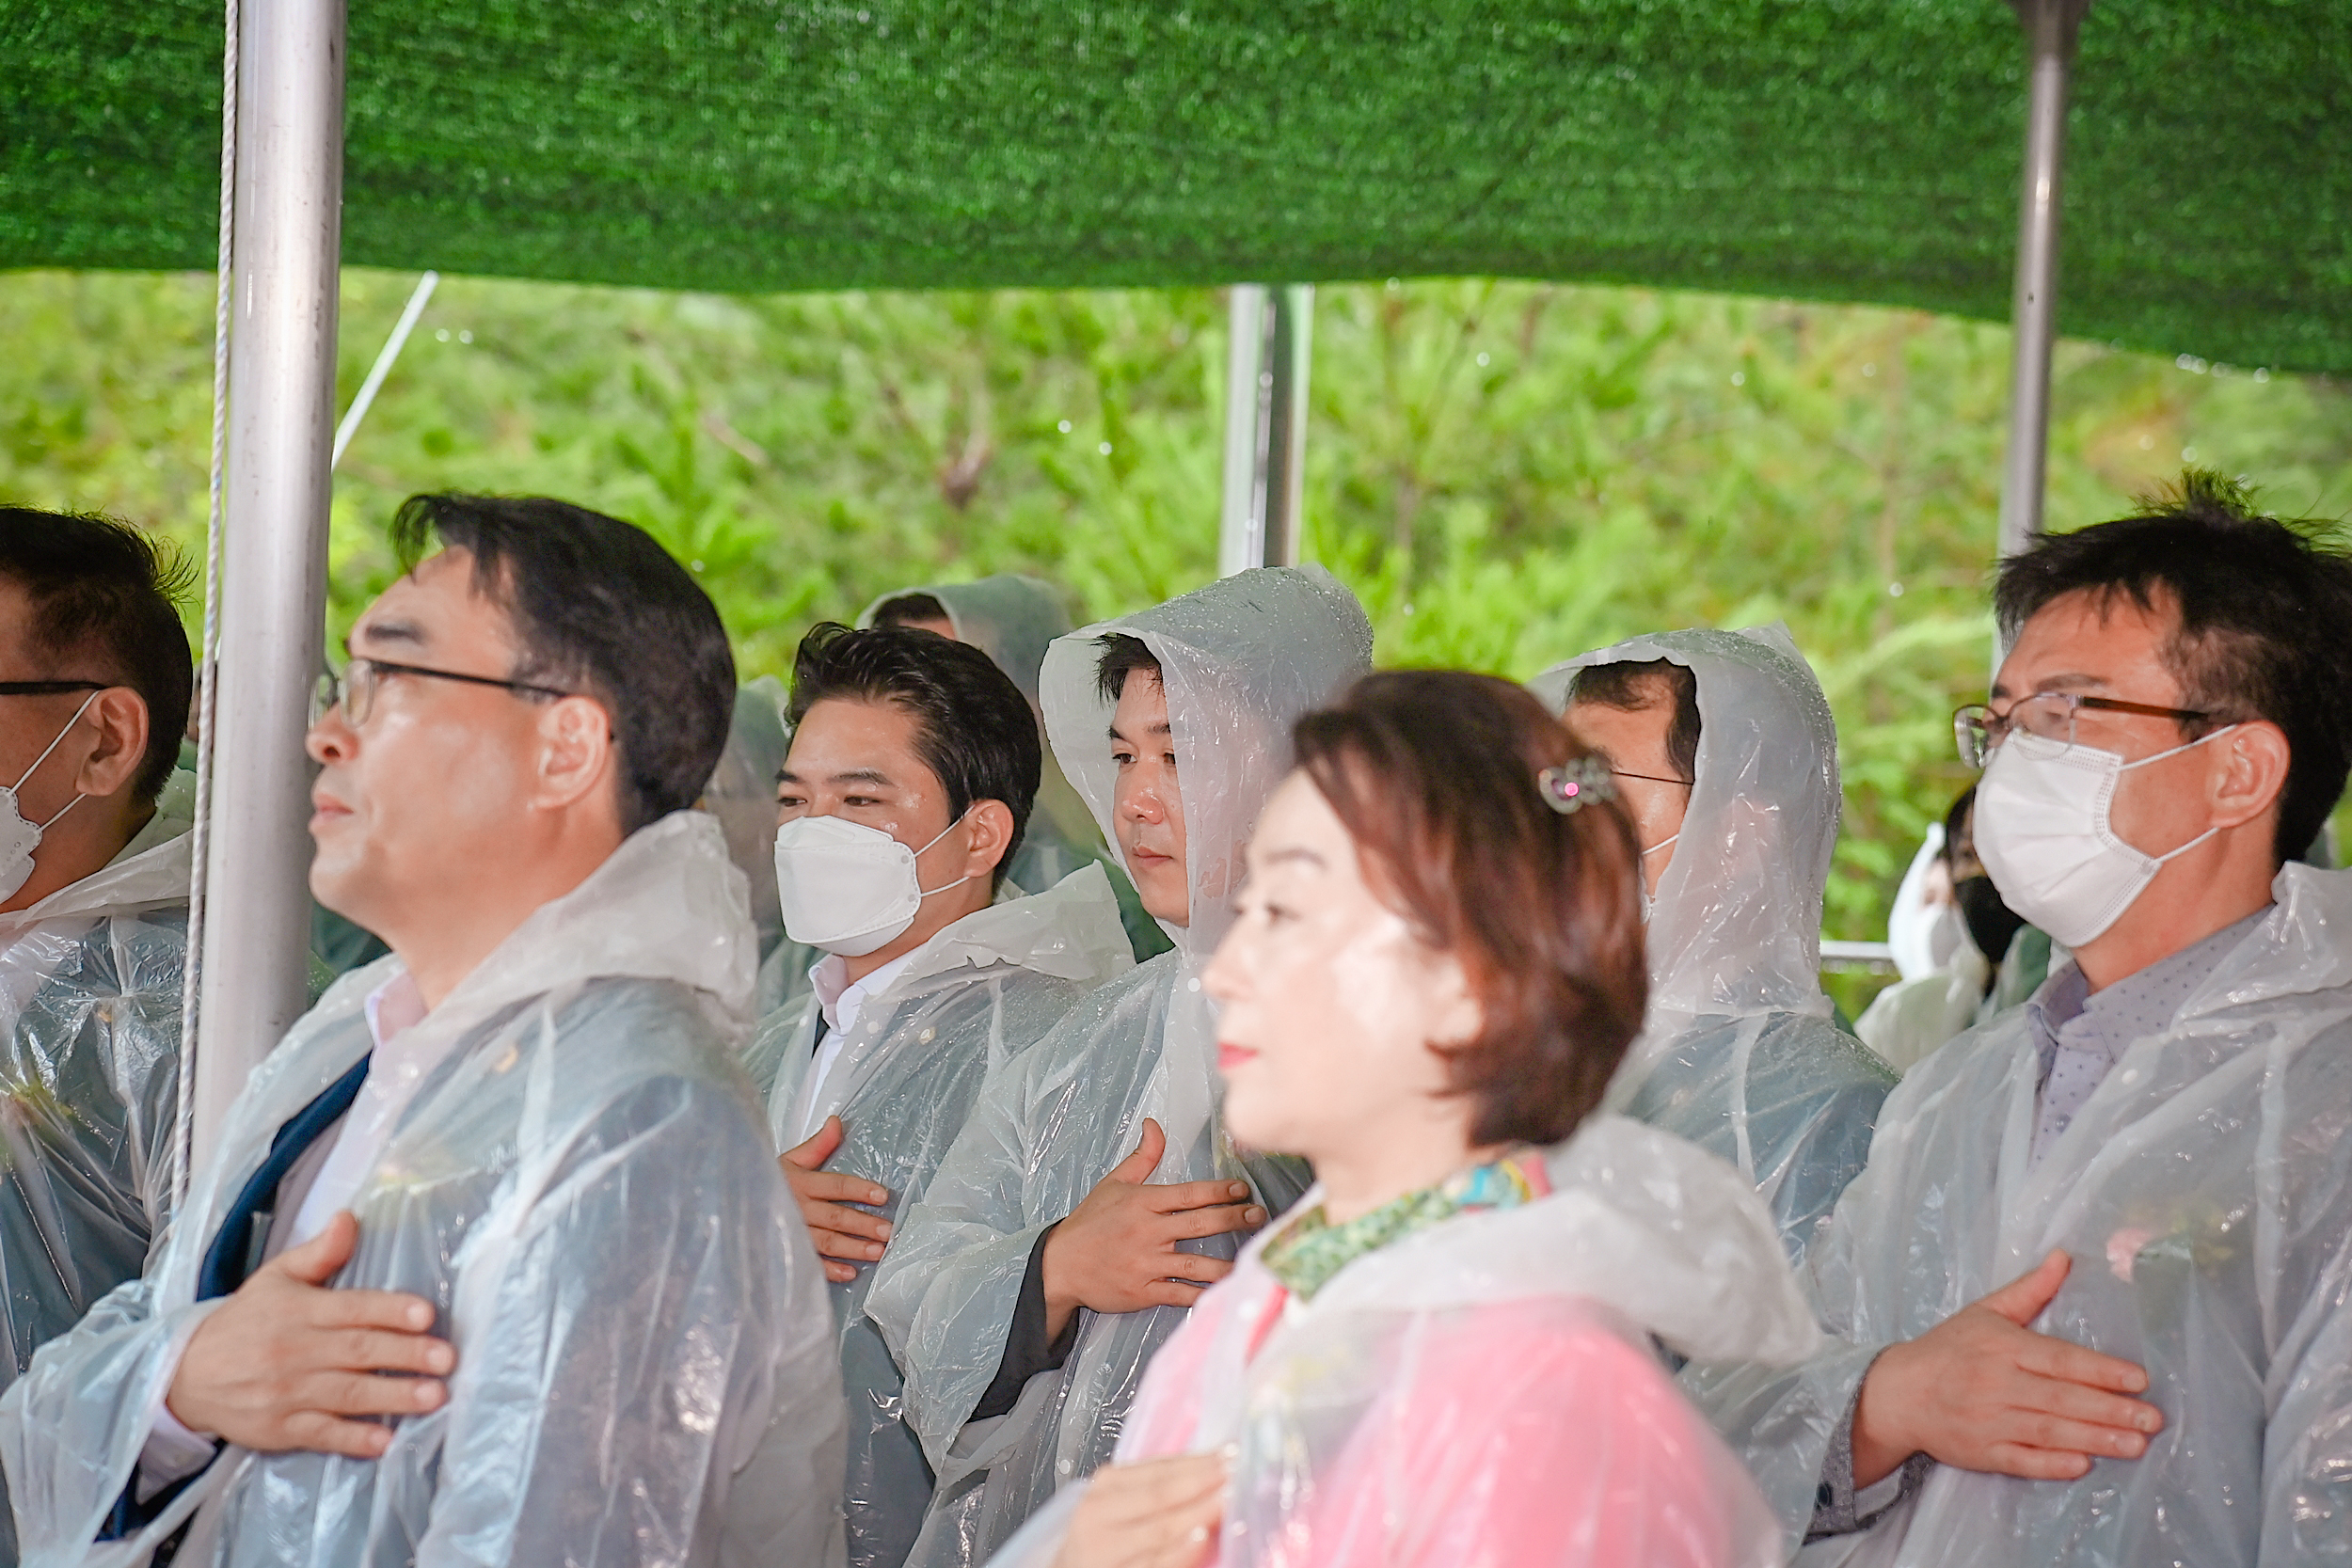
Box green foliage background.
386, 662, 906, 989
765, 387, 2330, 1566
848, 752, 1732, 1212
5, 267, 2348, 1010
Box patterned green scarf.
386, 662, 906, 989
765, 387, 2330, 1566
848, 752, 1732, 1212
1259, 1150, 1547, 1302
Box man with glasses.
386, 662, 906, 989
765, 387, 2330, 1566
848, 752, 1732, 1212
1535, 626, 1897, 1263
2, 495, 845, 1567
0, 508, 195, 1563
1690, 473, 2352, 1565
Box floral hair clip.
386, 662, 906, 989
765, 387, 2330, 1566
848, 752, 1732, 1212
1537, 756, 1616, 816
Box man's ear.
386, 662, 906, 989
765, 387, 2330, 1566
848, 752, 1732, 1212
960, 799, 1017, 882
69, 689, 151, 802
2211, 719, 2292, 833
532, 695, 618, 816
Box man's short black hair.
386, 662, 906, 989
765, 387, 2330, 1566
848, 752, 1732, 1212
0, 507, 194, 804
871, 592, 952, 628
389, 495, 734, 835
1567, 657, 1702, 784
1094, 633, 1162, 707
788, 623, 1041, 889
1995, 470, 2352, 864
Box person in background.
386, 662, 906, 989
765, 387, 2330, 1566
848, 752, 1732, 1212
0, 508, 195, 1567
867, 567, 1374, 1568
1858, 786, 2031, 1074
866, 577, 1168, 963
989, 671, 1819, 1568
751, 623, 1131, 1568
702, 675, 793, 1008
1534, 626, 1896, 1262
1687, 475, 2352, 1565
0, 495, 844, 1567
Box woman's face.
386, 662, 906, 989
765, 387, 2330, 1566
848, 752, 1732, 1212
1203, 771, 1483, 1165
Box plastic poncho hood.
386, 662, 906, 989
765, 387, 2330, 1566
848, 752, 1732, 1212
1534, 623, 1838, 1037
858, 577, 1073, 709
0, 811, 845, 1568
704, 676, 791, 950
1041, 565, 1375, 957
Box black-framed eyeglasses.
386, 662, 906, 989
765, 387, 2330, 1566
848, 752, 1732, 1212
0, 680, 107, 697
1612, 768, 1695, 789
312, 658, 572, 728
1955, 693, 2210, 768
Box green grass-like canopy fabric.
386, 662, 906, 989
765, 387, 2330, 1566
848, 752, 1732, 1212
5, 2, 2347, 372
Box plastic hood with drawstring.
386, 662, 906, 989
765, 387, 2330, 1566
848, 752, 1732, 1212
743, 865, 1133, 1568
989, 1117, 1821, 1568
1686, 863, 2352, 1565
0, 811, 846, 1568
856, 576, 1167, 964
865, 566, 1374, 1568
1532, 626, 1896, 1260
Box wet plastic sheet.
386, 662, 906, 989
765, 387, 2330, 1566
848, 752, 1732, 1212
749, 865, 1133, 1568
991, 1116, 1819, 1568
1686, 863, 2352, 1565
866, 566, 1373, 1568
705, 675, 792, 968
1533, 626, 1895, 1260
0, 813, 846, 1568
0, 782, 192, 1564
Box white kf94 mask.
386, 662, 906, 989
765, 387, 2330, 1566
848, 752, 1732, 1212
771, 811, 973, 957
0, 690, 103, 905
1973, 724, 2236, 950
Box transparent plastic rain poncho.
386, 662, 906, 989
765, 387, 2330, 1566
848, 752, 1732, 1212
745, 865, 1134, 1568
859, 577, 1168, 964
0, 779, 193, 1563
1686, 863, 2352, 1565
865, 566, 1375, 1568
1855, 827, 1992, 1077
0, 813, 847, 1568
703, 677, 793, 1007
989, 1117, 1820, 1568
1533, 626, 1896, 1262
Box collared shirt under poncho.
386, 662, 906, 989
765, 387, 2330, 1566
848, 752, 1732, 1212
0, 812, 846, 1568
742, 866, 1134, 1568
1534, 626, 1896, 1262
0, 780, 193, 1565
985, 1117, 1821, 1568
1685, 863, 2352, 1566
865, 566, 1375, 1568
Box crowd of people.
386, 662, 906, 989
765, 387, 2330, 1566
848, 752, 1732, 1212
0, 467, 2344, 1568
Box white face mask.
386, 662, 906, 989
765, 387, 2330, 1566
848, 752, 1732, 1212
1888, 894, 1969, 981
1973, 724, 2237, 950
0, 692, 102, 905
771, 810, 973, 958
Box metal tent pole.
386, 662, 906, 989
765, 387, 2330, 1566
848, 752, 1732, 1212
1995, 0, 2088, 560
193, 0, 345, 1171
1218, 284, 1313, 575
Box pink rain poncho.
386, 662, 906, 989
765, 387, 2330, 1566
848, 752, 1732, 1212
990, 1117, 1820, 1568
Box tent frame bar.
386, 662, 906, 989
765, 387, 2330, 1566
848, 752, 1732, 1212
191, 0, 346, 1170
1219, 283, 1313, 574
1996, 0, 2089, 560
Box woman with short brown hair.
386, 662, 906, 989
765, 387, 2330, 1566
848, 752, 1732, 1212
1001, 670, 1820, 1568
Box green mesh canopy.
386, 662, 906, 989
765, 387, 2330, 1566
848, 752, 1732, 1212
5, 1, 2347, 372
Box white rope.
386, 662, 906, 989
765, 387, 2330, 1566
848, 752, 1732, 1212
332, 271, 437, 468
172, 0, 238, 1208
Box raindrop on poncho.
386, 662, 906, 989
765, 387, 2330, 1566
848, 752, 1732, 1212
1686, 863, 2352, 1565
0, 813, 846, 1568
1533, 626, 1895, 1261
866, 566, 1374, 1568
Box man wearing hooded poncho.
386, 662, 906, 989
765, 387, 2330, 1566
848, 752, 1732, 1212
1687, 481, 2352, 1565
0, 496, 844, 1568
0, 511, 197, 1566
866, 567, 1374, 1568
745, 623, 1133, 1568
1532, 626, 1898, 1263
